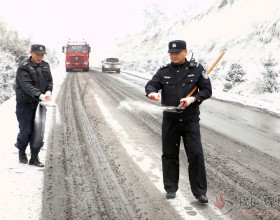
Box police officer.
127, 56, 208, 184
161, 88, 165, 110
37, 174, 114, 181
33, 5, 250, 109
14, 44, 53, 167
145, 40, 211, 203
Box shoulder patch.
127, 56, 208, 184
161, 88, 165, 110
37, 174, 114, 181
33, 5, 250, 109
160, 63, 171, 69
19, 61, 30, 69
42, 60, 49, 65
22, 61, 29, 66
42, 62, 50, 69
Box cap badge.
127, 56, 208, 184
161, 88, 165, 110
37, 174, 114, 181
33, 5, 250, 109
39, 46, 43, 51
172, 43, 176, 48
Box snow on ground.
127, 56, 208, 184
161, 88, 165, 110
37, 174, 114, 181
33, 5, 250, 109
0, 65, 66, 220
0, 96, 43, 220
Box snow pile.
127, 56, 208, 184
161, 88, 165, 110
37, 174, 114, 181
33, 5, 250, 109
116, 0, 280, 115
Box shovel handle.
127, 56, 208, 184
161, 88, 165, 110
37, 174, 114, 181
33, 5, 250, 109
205, 51, 225, 75
185, 51, 225, 98
178, 51, 225, 108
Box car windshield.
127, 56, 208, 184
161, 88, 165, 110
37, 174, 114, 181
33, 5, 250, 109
106, 58, 119, 62
67, 45, 87, 52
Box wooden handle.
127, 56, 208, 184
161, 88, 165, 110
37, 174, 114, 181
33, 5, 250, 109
185, 51, 225, 98
205, 51, 225, 75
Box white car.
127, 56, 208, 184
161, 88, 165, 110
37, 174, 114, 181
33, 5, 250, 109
102, 58, 122, 73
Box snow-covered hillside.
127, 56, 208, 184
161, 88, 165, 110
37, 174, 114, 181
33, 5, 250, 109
116, 0, 280, 115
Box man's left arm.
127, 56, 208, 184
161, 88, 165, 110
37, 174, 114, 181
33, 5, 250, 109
44, 62, 53, 93
42, 62, 53, 100
193, 65, 212, 104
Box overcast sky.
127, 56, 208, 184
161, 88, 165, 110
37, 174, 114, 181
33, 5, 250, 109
0, 0, 215, 55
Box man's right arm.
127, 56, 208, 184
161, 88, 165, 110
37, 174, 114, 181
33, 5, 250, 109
16, 67, 41, 99
145, 70, 162, 97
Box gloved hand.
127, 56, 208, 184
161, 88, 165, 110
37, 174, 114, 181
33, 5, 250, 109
45, 91, 52, 101
180, 96, 195, 108
39, 94, 51, 102
148, 92, 160, 101
45, 91, 52, 96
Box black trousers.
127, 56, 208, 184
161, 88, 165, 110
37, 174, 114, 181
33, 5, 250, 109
162, 118, 207, 197
15, 102, 46, 154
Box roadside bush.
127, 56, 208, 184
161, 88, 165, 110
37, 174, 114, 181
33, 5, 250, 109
0, 21, 30, 63
223, 63, 246, 91
0, 20, 31, 104
258, 56, 280, 93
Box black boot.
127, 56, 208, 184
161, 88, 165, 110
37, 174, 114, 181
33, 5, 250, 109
195, 195, 208, 203
29, 155, 44, 167
19, 150, 28, 164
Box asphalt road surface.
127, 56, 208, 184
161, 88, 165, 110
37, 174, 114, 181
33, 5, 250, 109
41, 69, 280, 220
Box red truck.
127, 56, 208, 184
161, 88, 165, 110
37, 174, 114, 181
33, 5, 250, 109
62, 40, 91, 72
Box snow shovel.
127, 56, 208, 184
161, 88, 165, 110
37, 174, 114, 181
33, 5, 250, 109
165, 51, 225, 113
30, 103, 47, 149
30, 101, 57, 149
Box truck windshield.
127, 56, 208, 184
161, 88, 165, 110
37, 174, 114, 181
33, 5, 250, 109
67, 45, 87, 52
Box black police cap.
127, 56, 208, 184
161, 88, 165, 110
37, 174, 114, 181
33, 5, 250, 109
168, 40, 187, 53
31, 44, 47, 54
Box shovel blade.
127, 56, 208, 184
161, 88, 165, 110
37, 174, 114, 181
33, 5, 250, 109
40, 101, 57, 107
164, 107, 184, 113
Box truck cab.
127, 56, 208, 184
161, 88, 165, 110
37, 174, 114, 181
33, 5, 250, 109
62, 40, 91, 72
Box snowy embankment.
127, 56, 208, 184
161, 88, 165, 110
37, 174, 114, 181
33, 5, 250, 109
116, 0, 280, 115
0, 96, 43, 220
0, 65, 66, 220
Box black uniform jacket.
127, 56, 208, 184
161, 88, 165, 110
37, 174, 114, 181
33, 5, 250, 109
145, 59, 212, 120
15, 58, 53, 103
